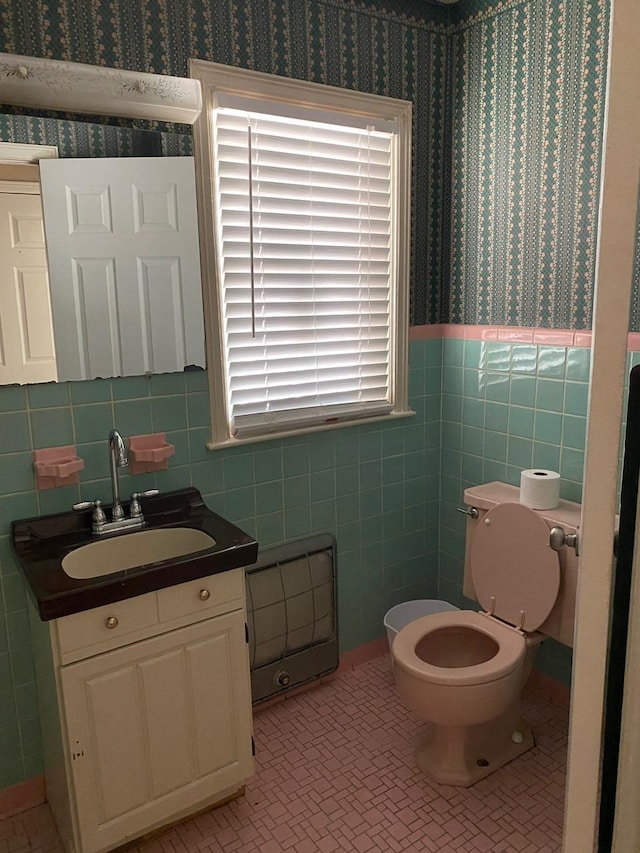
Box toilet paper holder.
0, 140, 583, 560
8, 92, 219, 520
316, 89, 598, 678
549, 526, 580, 556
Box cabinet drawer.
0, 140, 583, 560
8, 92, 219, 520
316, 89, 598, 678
157, 569, 244, 623
56, 592, 158, 657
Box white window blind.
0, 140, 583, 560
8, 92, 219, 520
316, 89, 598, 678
212, 105, 396, 437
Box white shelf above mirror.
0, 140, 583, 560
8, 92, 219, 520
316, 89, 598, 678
0, 52, 202, 125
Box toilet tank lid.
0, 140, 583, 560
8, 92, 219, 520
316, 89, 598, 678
464, 481, 581, 529
470, 502, 561, 632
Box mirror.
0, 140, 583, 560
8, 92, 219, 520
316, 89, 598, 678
0, 114, 206, 386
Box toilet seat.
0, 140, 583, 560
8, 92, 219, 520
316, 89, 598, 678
392, 610, 526, 687
470, 502, 561, 631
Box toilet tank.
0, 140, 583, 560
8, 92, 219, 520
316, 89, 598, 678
462, 481, 581, 648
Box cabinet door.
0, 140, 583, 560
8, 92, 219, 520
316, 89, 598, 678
59, 611, 253, 853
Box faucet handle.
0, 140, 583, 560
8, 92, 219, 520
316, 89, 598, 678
73, 501, 95, 511
136, 489, 160, 498
73, 499, 106, 528
129, 490, 159, 519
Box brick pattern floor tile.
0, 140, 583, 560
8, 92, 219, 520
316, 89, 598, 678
0, 657, 567, 852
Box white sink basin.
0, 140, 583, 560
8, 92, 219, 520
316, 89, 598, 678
62, 527, 216, 579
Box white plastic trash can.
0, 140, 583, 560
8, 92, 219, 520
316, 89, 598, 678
384, 599, 460, 651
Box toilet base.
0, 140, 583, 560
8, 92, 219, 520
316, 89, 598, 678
415, 705, 534, 787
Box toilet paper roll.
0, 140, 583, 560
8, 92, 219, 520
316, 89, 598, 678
519, 469, 561, 510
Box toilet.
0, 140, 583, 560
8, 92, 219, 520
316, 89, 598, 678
391, 481, 579, 787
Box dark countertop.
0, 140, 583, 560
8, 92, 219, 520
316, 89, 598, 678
11, 487, 258, 621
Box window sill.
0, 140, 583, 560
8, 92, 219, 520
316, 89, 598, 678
206, 409, 416, 451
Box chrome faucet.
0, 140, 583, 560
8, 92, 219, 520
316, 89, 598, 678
108, 429, 128, 521
72, 429, 158, 535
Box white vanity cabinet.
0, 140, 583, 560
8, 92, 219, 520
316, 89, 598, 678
30, 567, 254, 853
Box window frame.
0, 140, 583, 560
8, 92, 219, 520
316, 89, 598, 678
190, 59, 412, 448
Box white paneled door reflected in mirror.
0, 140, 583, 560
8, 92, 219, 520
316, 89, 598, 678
0, 152, 206, 385
0, 186, 57, 383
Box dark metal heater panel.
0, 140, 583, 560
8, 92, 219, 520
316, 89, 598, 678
245, 533, 338, 703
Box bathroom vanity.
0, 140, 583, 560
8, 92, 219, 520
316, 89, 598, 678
12, 489, 258, 853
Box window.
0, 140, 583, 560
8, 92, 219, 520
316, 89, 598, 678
191, 61, 412, 447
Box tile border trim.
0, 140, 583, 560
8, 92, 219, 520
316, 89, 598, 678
410, 323, 593, 345
409, 323, 640, 350
0, 775, 45, 820
526, 669, 571, 712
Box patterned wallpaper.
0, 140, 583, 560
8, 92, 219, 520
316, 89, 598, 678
1, 0, 632, 330
0, 113, 193, 157
446, 0, 610, 329
0, 0, 451, 327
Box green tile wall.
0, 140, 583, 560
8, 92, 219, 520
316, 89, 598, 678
0, 338, 441, 790
1, 333, 632, 790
